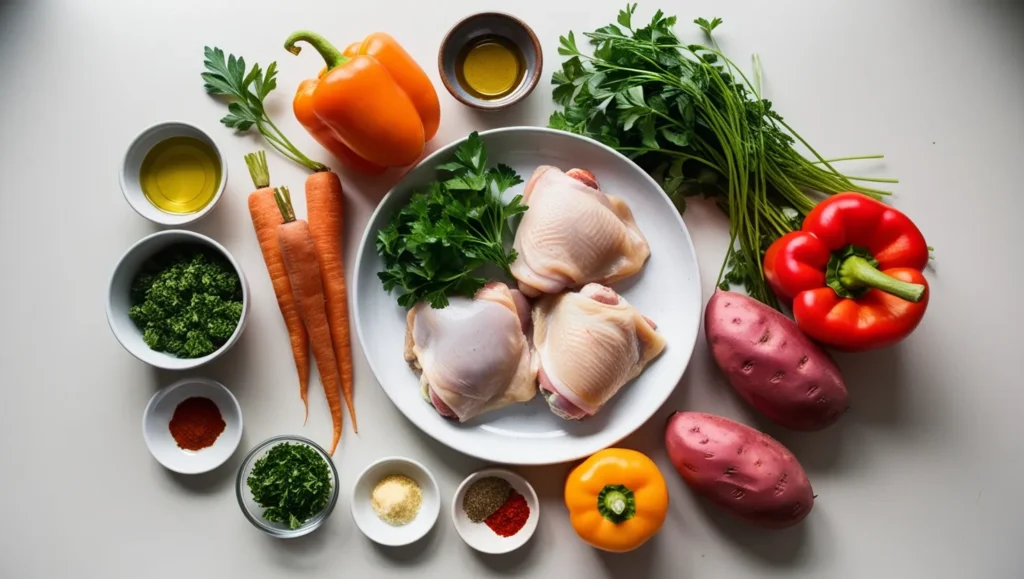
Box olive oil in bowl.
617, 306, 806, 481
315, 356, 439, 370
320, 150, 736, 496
455, 35, 526, 100
139, 136, 222, 214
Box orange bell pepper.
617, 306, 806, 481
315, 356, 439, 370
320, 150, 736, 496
565, 448, 669, 553
343, 34, 440, 142
284, 31, 440, 173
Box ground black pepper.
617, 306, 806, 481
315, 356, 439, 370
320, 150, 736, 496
462, 476, 512, 523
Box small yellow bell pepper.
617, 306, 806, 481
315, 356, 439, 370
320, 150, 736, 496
564, 448, 669, 553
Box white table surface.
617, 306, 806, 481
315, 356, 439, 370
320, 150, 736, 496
2, 0, 1022, 577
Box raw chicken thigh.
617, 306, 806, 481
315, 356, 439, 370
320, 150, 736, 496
533, 284, 665, 420
404, 282, 537, 422
511, 166, 651, 297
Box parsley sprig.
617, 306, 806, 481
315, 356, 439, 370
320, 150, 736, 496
247, 442, 332, 530
550, 5, 897, 307
202, 47, 327, 172
376, 132, 527, 309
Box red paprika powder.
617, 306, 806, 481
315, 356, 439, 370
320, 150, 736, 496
168, 397, 225, 451
484, 490, 530, 537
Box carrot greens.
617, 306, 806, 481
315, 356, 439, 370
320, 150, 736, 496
202, 47, 327, 172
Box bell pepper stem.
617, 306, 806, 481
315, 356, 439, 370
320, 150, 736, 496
597, 484, 636, 523
284, 31, 349, 70
839, 256, 925, 303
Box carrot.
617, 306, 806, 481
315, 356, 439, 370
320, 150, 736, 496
273, 185, 344, 455
305, 170, 357, 433
244, 151, 311, 421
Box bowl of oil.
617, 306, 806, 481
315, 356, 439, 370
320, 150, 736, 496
120, 121, 227, 225
438, 13, 542, 111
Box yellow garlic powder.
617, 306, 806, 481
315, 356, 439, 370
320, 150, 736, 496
370, 474, 422, 526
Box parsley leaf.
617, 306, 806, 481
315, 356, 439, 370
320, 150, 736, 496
376, 132, 527, 309
694, 17, 723, 36
201, 47, 325, 172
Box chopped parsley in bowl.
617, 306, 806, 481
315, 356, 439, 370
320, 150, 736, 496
129, 244, 243, 358
106, 229, 250, 370
236, 435, 340, 538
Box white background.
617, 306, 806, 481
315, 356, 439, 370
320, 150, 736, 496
1, 0, 1022, 577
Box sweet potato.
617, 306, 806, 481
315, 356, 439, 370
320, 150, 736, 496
705, 291, 848, 431
665, 412, 814, 529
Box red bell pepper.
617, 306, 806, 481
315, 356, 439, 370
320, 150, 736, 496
763, 192, 929, 351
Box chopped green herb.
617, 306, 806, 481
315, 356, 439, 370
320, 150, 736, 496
128, 245, 243, 358
247, 442, 332, 530
375, 131, 528, 309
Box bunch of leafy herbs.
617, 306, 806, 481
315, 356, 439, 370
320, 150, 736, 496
202, 46, 327, 172
129, 245, 243, 358
549, 5, 896, 307
376, 132, 527, 309
247, 442, 332, 530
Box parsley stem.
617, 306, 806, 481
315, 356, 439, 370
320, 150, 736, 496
618, 148, 722, 172
256, 123, 301, 160
840, 175, 900, 184
811, 155, 885, 164
256, 118, 328, 173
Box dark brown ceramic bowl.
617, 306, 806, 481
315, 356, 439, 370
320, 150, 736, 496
437, 12, 543, 111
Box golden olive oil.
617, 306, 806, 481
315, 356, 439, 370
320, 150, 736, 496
455, 35, 526, 100
139, 136, 221, 214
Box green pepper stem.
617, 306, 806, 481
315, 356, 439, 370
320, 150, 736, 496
597, 484, 636, 523
605, 491, 628, 514
284, 31, 349, 70
839, 255, 925, 303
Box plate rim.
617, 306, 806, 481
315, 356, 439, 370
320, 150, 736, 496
352, 126, 702, 465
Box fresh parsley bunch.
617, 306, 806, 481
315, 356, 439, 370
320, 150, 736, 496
376, 132, 527, 309
550, 5, 896, 307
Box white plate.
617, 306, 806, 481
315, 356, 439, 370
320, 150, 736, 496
142, 377, 243, 474
352, 127, 702, 465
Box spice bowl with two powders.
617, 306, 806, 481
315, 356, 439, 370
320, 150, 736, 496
452, 468, 539, 554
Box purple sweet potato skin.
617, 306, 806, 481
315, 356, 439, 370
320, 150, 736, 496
665, 412, 814, 529
705, 291, 848, 431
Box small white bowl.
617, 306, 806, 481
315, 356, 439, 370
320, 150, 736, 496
143, 377, 243, 474
351, 457, 441, 546
120, 120, 227, 225
106, 229, 250, 371
452, 468, 539, 554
